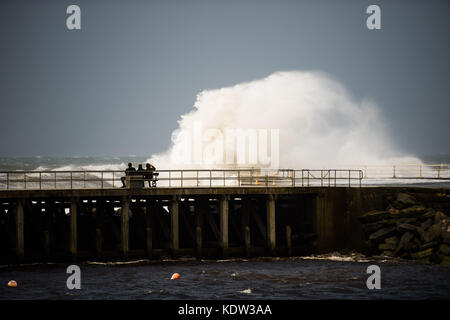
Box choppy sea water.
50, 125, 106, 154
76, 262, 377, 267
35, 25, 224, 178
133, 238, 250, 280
1, 254, 449, 300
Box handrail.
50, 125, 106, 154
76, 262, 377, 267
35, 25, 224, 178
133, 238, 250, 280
0, 169, 364, 190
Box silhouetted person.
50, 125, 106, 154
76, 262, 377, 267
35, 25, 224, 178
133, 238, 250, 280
145, 163, 156, 187
121, 162, 136, 187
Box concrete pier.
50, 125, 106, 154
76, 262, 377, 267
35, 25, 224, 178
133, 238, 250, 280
1, 185, 443, 264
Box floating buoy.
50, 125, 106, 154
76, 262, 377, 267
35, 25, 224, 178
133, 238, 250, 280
170, 273, 180, 280
7, 280, 17, 288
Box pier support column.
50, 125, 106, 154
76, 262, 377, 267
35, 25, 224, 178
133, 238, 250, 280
242, 198, 251, 256
170, 196, 179, 255
70, 198, 78, 261
146, 201, 153, 259
286, 225, 292, 256
195, 199, 205, 258
266, 194, 276, 255
219, 195, 229, 257
121, 197, 130, 257
146, 227, 152, 259
96, 228, 102, 255
16, 200, 24, 263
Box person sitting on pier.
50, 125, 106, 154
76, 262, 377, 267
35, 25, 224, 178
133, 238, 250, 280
121, 162, 136, 187
137, 164, 145, 185
145, 163, 157, 187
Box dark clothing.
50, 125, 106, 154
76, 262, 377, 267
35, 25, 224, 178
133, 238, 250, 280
144, 165, 156, 187
126, 167, 137, 175
121, 167, 136, 187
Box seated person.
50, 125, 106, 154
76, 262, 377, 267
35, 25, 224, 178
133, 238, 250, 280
145, 163, 156, 187
121, 162, 136, 187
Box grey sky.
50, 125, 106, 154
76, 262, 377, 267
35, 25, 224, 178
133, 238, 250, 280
0, 0, 449, 157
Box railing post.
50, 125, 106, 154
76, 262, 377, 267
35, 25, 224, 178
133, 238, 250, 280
238, 170, 241, 187
360, 170, 362, 187
393, 165, 396, 179
348, 170, 351, 187
84, 171, 86, 189
328, 170, 330, 187
181, 170, 183, 188
54, 172, 57, 189
293, 170, 296, 187
24, 173, 26, 189
438, 165, 441, 179
70, 172, 73, 189
39, 172, 41, 190
209, 170, 212, 188
320, 170, 323, 187
101, 172, 104, 189
6, 172, 9, 190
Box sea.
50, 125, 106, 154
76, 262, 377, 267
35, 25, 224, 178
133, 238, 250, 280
0, 156, 449, 300
1, 254, 449, 300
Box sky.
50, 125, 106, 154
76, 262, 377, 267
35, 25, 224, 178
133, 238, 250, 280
0, 0, 449, 158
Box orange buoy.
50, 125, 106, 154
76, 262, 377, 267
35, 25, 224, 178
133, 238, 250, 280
170, 273, 180, 280
7, 280, 17, 288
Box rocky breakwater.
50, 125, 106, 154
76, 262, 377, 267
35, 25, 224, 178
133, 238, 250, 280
359, 192, 450, 265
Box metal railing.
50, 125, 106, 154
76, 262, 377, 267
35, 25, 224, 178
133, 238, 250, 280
358, 164, 450, 180
0, 169, 364, 190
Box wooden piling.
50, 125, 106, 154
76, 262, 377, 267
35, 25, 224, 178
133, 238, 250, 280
96, 228, 102, 255
121, 196, 130, 257
70, 198, 77, 261
219, 195, 229, 257
286, 225, 292, 256
244, 226, 251, 256
44, 230, 50, 259
170, 196, 179, 254
266, 194, 276, 255
146, 227, 152, 259
195, 199, 206, 258
196, 226, 202, 258
16, 200, 24, 262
